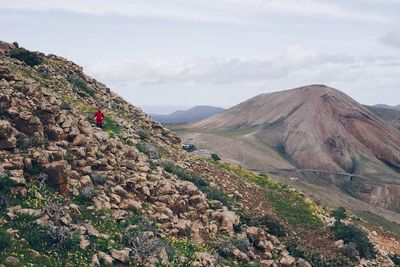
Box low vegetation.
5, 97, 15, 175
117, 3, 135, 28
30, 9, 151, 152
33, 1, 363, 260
331, 221, 376, 259
67, 75, 95, 96
211, 153, 221, 162
286, 238, 355, 267
163, 161, 232, 208
389, 253, 400, 265
8, 48, 43, 67
217, 163, 322, 228
103, 116, 122, 136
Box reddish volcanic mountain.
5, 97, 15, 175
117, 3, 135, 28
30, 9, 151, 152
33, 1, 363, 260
184, 85, 400, 213
191, 85, 400, 176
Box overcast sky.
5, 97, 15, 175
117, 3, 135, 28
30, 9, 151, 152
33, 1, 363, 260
1, 0, 400, 114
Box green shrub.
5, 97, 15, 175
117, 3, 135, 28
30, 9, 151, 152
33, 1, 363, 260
123, 218, 163, 263
0, 227, 12, 251
258, 214, 286, 237
65, 149, 75, 166
137, 142, 159, 160
0, 173, 15, 192
8, 48, 43, 67
45, 222, 80, 251
201, 186, 231, 208
389, 253, 400, 265
332, 207, 347, 221
137, 128, 149, 140
79, 187, 99, 201
331, 222, 376, 259
211, 153, 221, 162
67, 75, 95, 96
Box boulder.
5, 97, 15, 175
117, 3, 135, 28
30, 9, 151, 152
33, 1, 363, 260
97, 252, 114, 266
79, 175, 93, 187
280, 254, 296, 267
233, 248, 250, 263
212, 208, 240, 236
4, 256, 19, 266
296, 258, 312, 267
41, 160, 71, 186
192, 252, 217, 267
0, 120, 17, 149
111, 248, 131, 263
0, 40, 16, 53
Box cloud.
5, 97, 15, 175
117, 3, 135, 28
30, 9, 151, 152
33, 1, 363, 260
380, 28, 400, 48
0, 0, 393, 24
83, 45, 400, 106
85, 45, 384, 86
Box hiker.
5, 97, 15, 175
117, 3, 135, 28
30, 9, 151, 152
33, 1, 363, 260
94, 107, 105, 128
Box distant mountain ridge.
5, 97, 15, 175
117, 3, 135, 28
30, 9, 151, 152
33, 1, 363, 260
374, 104, 400, 110
150, 105, 224, 124
365, 105, 400, 130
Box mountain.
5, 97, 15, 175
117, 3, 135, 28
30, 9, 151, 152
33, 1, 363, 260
150, 106, 224, 124
374, 104, 400, 110
1, 42, 399, 266
179, 85, 400, 217
366, 105, 400, 130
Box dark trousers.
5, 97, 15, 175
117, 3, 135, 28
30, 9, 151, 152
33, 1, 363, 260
96, 123, 103, 128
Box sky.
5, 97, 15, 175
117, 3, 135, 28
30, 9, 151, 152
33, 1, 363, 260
1, 0, 400, 114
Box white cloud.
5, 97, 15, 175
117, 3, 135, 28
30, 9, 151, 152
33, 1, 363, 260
380, 28, 400, 48
1, 0, 393, 24
84, 45, 400, 106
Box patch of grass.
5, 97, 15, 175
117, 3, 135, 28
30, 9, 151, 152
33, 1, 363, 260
265, 190, 322, 228
217, 162, 322, 228
167, 236, 210, 266
104, 116, 122, 135
8, 48, 43, 67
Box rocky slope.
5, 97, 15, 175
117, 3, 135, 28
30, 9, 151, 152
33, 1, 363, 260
0, 42, 399, 266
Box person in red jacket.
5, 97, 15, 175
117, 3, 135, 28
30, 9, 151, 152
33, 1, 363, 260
94, 107, 105, 128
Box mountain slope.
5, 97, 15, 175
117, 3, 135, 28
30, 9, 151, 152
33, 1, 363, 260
150, 106, 224, 124
366, 105, 400, 130
0, 43, 398, 266
181, 85, 400, 214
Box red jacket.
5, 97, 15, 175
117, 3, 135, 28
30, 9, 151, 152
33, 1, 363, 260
95, 110, 104, 125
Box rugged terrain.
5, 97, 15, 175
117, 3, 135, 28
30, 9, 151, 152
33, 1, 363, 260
0, 41, 399, 266
177, 85, 400, 220
151, 106, 224, 125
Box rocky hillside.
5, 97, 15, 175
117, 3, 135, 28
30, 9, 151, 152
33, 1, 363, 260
0, 42, 399, 266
